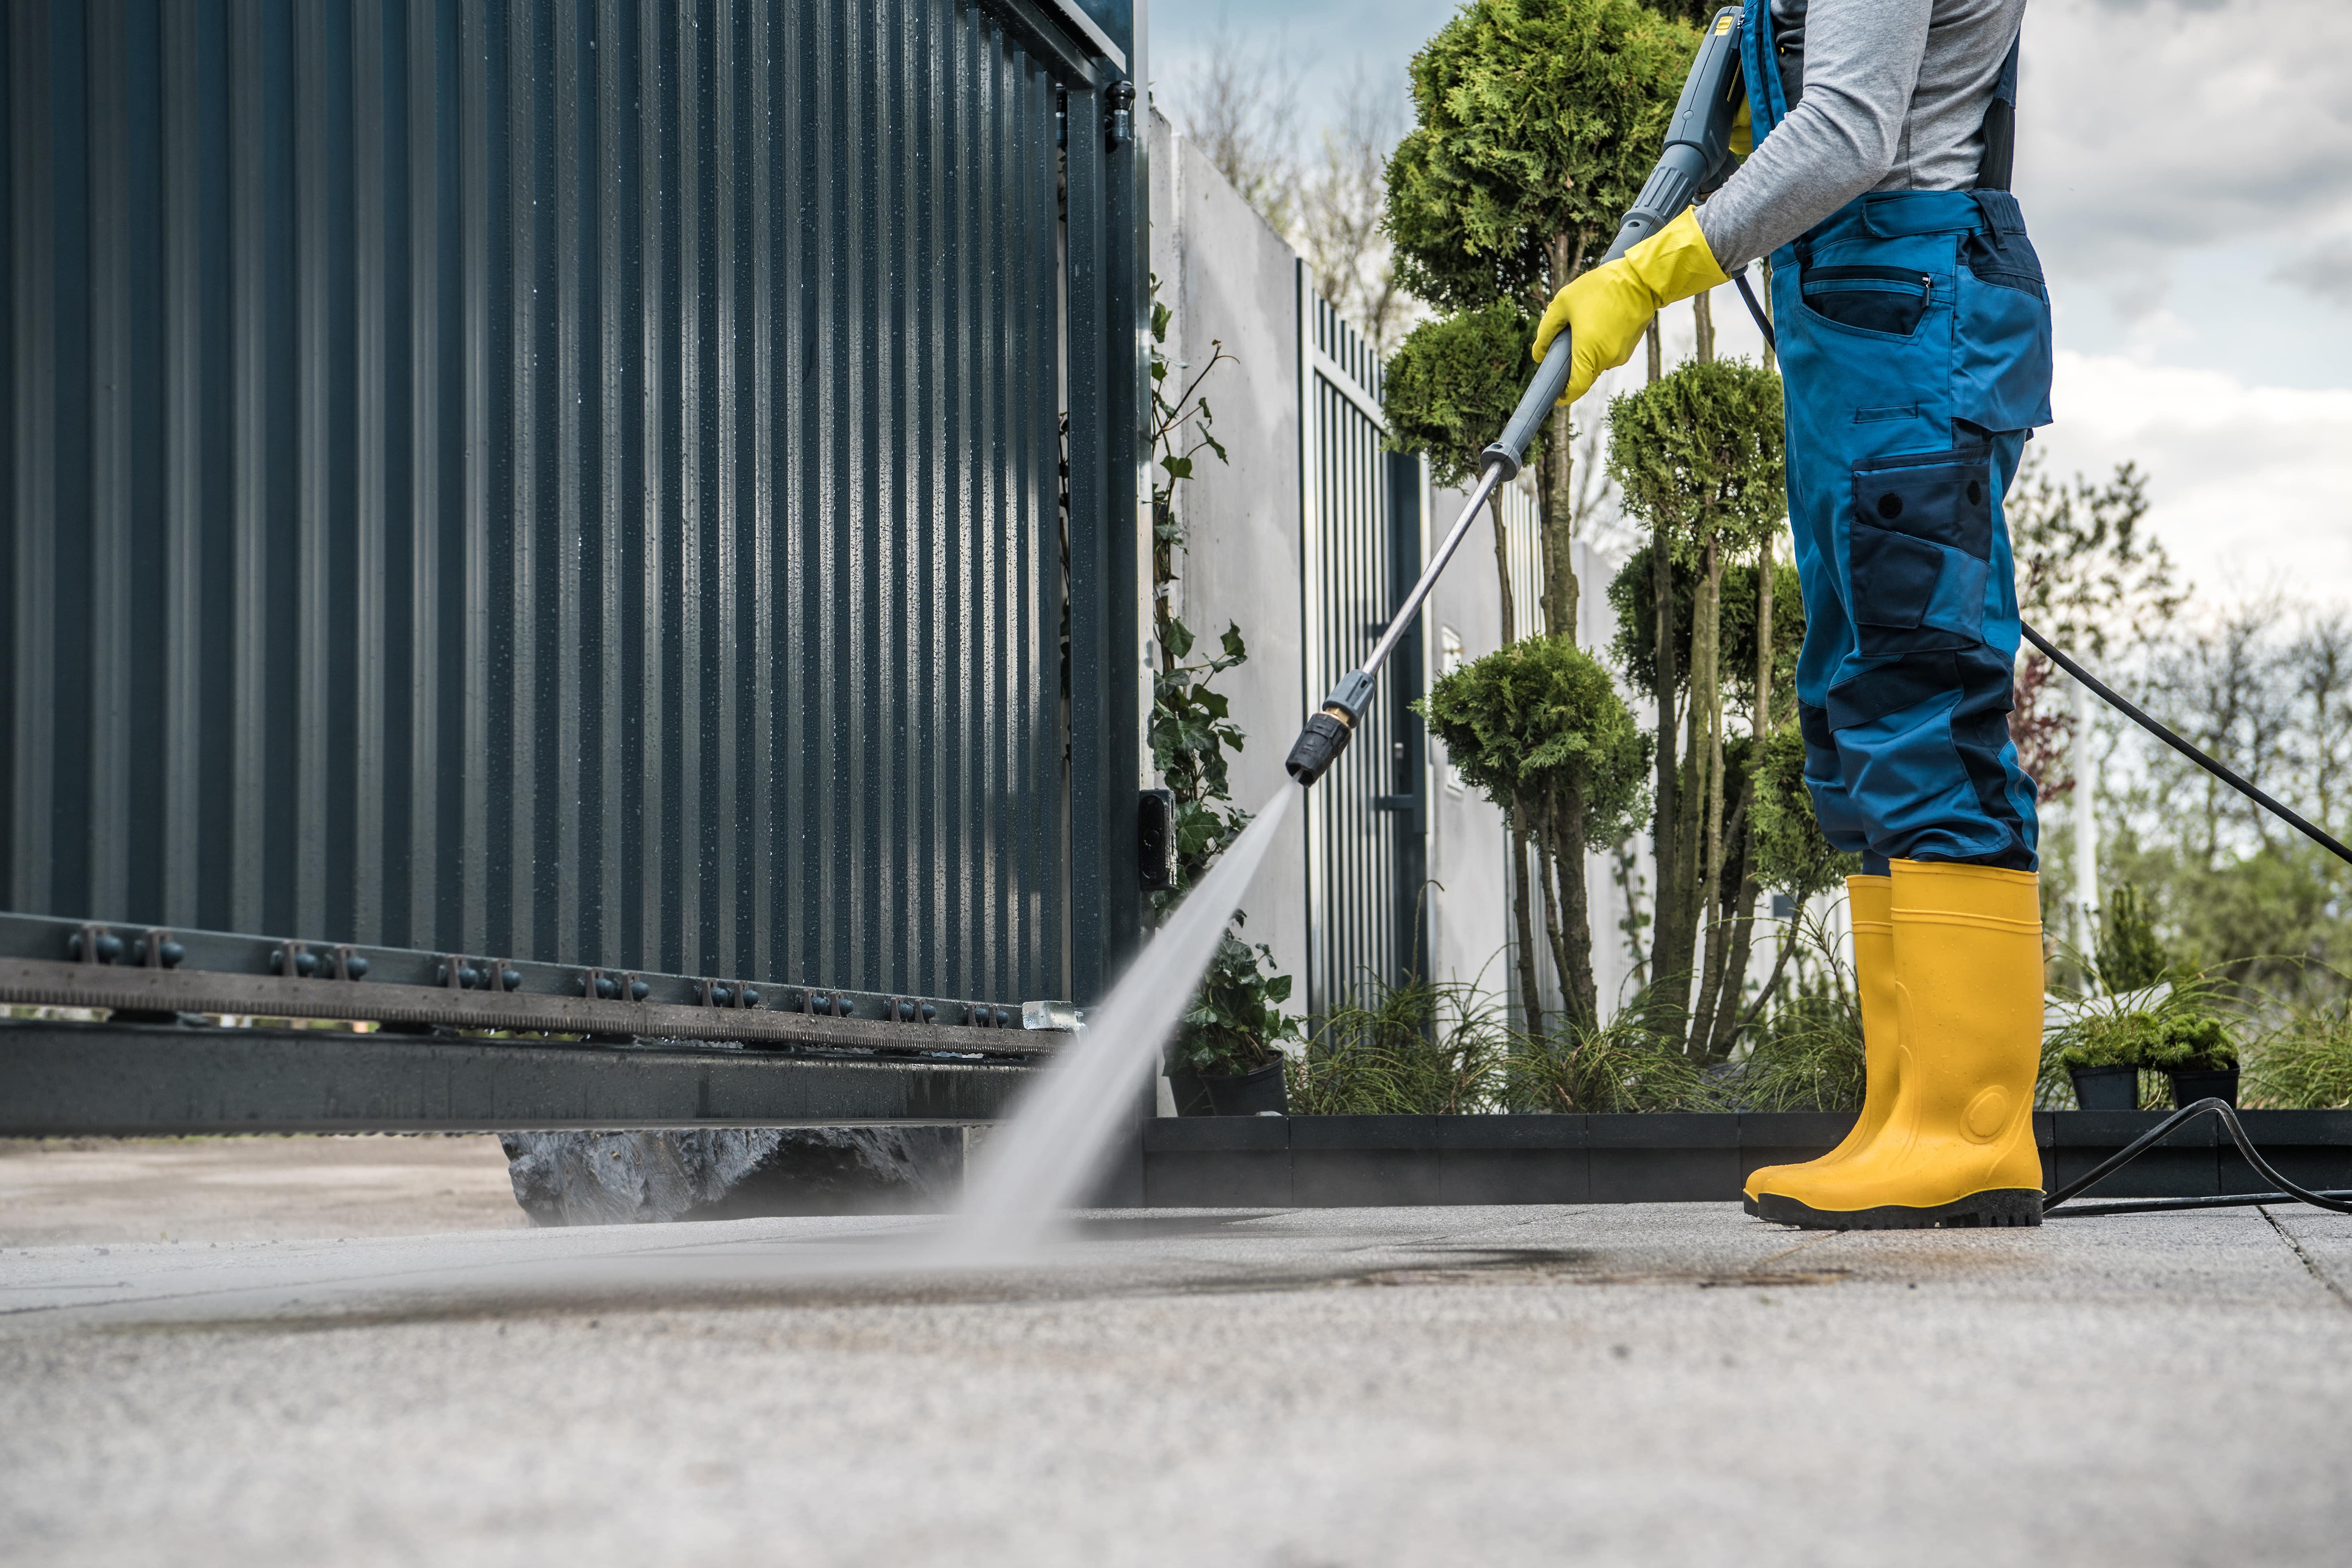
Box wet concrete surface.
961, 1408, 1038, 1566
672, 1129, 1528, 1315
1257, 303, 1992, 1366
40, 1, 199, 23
4, 1202, 2349, 1566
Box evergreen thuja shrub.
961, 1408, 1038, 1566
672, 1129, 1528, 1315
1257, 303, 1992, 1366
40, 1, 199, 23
1419, 635, 1649, 1029
1382, 300, 1542, 486
2095, 882, 2171, 993
1419, 637, 1649, 845
2147, 1012, 2238, 1073
2053, 988, 2238, 1077
1606, 356, 1789, 1058
1606, 359, 1788, 552
1377, 0, 1694, 1035
1385, 0, 1697, 314
2055, 1012, 2165, 1071
1607, 547, 1803, 713
1748, 721, 1861, 904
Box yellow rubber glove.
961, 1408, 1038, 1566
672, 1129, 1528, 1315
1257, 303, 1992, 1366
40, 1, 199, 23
1530, 207, 1731, 405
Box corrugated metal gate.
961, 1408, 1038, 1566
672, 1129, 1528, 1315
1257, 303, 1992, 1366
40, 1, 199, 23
0, 0, 1144, 1008
1298, 277, 1423, 1019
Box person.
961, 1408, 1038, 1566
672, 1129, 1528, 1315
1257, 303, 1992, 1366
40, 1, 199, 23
1531, 0, 2049, 1230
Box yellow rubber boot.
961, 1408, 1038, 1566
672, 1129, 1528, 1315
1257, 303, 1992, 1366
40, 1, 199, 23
1752, 860, 2045, 1230
1742, 875, 1898, 1213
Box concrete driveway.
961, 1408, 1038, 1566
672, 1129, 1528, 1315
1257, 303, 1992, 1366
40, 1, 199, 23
0, 1134, 524, 1245
5, 1202, 2349, 1566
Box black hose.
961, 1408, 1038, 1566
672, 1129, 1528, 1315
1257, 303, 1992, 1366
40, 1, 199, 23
2016, 623, 2352, 870
2043, 1098, 2352, 1218
1733, 265, 1774, 350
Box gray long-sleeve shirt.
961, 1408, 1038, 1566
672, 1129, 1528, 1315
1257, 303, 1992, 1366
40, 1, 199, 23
1694, 0, 2027, 270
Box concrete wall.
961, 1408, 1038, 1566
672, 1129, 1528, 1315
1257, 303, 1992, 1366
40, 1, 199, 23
1147, 112, 1311, 1002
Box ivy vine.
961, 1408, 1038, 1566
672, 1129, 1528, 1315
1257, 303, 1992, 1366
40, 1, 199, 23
1146, 276, 1302, 1080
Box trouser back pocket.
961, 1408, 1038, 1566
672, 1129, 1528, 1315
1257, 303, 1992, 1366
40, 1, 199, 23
1849, 447, 1993, 657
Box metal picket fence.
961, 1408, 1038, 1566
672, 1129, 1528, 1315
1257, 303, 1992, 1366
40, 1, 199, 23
1297, 274, 1427, 1020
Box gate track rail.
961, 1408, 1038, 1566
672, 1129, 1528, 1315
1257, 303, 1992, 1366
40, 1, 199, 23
0, 957, 1054, 1058
0, 1019, 1034, 1135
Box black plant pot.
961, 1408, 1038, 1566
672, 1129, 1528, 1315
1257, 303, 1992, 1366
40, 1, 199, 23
1195, 1057, 1288, 1116
2070, 1064, 2140, 1111
2168, 1067, 2240, 1109
1167, 1068, 1212, 1118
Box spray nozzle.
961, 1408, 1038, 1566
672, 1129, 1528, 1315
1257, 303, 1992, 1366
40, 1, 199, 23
1286, 670, 1375, 786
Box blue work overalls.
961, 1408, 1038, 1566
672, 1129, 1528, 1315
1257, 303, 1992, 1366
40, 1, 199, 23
1740, 0, 2051, 871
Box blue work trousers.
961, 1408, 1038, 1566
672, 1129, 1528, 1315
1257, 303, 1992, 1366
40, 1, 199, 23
1740, 0, 2052, 870
1769, 189, 2052, 870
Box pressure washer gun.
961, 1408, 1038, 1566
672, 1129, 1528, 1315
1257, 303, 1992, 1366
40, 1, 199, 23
1283, 7, 1750, 786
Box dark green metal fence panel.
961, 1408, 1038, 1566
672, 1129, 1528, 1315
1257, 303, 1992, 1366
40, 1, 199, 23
1301, 283, 1414, 1018
1, 0, 1142, 1008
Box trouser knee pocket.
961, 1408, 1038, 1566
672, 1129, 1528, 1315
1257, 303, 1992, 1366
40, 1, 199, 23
1849, 446, 1993, 659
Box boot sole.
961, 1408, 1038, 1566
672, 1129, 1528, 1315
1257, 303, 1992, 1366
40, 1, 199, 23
1755, 1188, 2041, 1231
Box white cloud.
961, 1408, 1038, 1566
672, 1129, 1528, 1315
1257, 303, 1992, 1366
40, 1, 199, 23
2021, 0, 2352, 319
2270, 234, 2352, 308
2034, 348, 2352, 606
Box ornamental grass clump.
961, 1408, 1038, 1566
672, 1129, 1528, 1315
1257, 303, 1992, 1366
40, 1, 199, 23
1503, 1010, 1716, 1113
2245, 996, 2352, 1109
1719, 904, 1867, 1112
1286, 975, 1511, 1115
1727, 977, 1866, 1112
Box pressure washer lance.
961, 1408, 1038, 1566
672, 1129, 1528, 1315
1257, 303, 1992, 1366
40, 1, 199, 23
1282, 6, 1749, 788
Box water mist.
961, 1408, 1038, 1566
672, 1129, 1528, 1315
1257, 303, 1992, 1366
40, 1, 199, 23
935, 786, 1295, 1263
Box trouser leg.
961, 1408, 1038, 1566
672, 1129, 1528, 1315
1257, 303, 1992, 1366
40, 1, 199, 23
1783, 381, 2039, 867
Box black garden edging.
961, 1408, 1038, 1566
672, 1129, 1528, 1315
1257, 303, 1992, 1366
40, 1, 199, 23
1133, 1110, 2352, 1209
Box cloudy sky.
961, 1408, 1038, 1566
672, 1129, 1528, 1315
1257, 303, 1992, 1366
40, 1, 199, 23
1151, 0, 2352, 613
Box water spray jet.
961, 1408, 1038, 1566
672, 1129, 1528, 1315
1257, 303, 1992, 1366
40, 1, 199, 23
937, 788, 1297, 1264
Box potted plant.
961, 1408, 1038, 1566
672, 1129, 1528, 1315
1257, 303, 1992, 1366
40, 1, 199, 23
2057, 1012, 2157, 1110
2148, 1011, 2240, 1108
1166, 932, 1301, 1116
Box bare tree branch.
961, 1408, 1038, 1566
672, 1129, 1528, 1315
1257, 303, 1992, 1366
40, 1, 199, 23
1293, 65, 1422, 353
1170, 26, 1303, 238
1171, 39, 1425, 354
